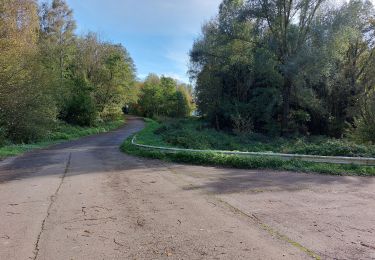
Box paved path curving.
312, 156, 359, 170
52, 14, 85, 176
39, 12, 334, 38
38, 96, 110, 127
0, 117, 374, 259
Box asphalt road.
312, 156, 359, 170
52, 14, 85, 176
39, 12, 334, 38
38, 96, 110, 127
0, 117, 374, 260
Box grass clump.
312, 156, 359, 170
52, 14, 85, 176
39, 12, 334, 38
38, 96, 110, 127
0, 119, 124, 159
121, 118, 375, 176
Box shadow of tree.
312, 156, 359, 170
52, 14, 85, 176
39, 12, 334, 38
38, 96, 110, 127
170, 165, 373, 195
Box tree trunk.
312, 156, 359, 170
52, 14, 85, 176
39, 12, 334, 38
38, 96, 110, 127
215, 113, 220, 130
59, 48, 64, 88
281, 76, 292, 135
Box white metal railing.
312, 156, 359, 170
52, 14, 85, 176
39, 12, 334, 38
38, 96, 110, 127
131, 136, 375, 166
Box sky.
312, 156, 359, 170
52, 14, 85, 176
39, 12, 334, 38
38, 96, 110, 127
60, 0, 375, 83
64, 0, 223, 83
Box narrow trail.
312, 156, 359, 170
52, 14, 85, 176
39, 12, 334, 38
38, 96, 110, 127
0, 117, 374, 259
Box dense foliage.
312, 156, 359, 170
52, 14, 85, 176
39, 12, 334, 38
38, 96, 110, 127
0, 0, 137, 144
190, 0, 375, 141
134, 74, 194, 118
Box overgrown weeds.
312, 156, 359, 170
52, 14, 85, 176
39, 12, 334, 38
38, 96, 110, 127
121, 118, 375, 176
152, 118, 375, 157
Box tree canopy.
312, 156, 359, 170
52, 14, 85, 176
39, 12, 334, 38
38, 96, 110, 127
0, 0, 137, 143
2, 0, 375, 145
134, 74, 194, 118
190, 0, 375, 141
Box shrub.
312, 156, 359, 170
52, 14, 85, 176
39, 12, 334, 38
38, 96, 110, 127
121, 135, 375, 176
231, 113, 254, 135
143, 118, 375, 158
60, 90, 97, 127
350, 93, 375, 144
1, 93, 57, 143
0, 127, 6, 146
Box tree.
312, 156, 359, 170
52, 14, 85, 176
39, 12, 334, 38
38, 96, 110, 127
190, 0, 282, 132
40, 0, 76, 81
93, 43, 137, 120
0, 0, 56, 142
0, 0, 138, 142
190, 0, 375, 137
61, 33, 137, 124
136, 74, 162, 118
135, 74, 193, 118
175, 84, 194, 117
299, 0, 375, 136
243, 0, 325, 133
351, 90, 375, 143
39, 0, 76, 112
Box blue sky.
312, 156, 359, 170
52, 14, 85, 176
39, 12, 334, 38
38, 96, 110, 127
64, 0, 222, 83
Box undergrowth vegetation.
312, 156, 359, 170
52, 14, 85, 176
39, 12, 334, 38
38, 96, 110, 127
121, 118, 375, 176
145, 118, 375, 158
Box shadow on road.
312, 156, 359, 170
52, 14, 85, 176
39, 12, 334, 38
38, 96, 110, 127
0, 116, 373, 195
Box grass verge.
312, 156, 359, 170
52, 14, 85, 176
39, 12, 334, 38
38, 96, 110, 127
0, 119, 125, 159
153, 118, 375, 157
121, 119, 375, 176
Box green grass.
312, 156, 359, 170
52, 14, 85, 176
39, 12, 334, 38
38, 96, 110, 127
133, 118, 169, 147
150, 118, 375, 157
121, 118, 375, 176
0, 120, 124, 159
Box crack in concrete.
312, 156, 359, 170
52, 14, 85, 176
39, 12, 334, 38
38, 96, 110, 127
32, 152, 72, 260
163, 164, 321, 259
216, 198, 321, 260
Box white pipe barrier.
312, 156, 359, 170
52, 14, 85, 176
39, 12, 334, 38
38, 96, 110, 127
131, 136, 375, 166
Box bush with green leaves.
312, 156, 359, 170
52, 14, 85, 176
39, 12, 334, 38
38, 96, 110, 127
61, 95, 97, 127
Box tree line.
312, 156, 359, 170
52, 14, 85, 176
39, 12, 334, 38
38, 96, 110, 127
0, 0, 193, 145
0, 0, 137, 143
190, 0, 375, 142
133, 74, 194, 118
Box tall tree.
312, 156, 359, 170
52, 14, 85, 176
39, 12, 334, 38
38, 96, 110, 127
39, 0, 76, 98
191, 0, 282, 131
135, 74, 193, 118
0, 0, 139, 142
244, 0, 325, 133
190, 0, 375, 137
62, 33, 137, 124
0, 0, 56, 142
